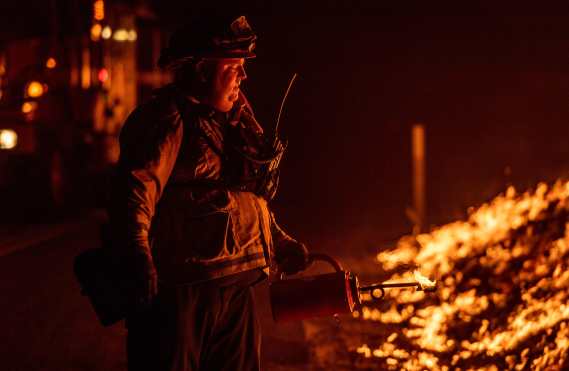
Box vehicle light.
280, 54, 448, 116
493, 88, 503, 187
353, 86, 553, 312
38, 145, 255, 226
46, 57, 57, 69
94, 0, 105, 21
113, 28, 129, 42
0, 129, 17, 149
91, 23, 102, 41
128, 30, 137, 41
26, 81, 44, 98
98, 68, 109, 82
102, 26, 112, 40
22, 101, 38, 114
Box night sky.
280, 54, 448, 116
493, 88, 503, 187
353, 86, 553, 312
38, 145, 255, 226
2, 2, 569, 252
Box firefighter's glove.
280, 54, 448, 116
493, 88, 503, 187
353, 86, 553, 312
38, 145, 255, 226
132, 251, 158, 306
275, 240, 311, 275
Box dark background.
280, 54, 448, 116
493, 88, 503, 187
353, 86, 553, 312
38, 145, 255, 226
1, 3, 569, 371
2, 2, 569, 253
242, 11, 569, 252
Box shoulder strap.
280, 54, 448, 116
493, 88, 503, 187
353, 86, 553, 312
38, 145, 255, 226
167, 89, 228, 190
172, 92, 226, 158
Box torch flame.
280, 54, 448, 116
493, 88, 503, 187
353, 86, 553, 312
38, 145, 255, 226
413, 270, 436, 291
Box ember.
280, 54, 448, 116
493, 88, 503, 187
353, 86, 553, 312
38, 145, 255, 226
305, 181, 569, 370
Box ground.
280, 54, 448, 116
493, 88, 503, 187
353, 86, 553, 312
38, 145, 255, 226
1, 210, 387, 371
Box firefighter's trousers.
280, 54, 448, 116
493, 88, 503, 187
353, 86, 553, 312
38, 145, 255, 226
126, 270, 263, 371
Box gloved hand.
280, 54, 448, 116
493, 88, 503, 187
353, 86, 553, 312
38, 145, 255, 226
131, 251, 158, 306
275, 240, 311, 275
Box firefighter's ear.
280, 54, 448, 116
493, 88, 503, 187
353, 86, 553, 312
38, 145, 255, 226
195, 60, 216, 83
194, 60, 207, 83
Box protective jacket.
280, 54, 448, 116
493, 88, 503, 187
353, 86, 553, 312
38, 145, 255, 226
109, 84, 294, 284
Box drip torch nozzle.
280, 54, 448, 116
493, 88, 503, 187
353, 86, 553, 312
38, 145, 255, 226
269, 253, 437, 322
358, 277, 437, 302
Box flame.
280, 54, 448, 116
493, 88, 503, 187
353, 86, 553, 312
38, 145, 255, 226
312, 181, 569, 370
414, 270, 436, 290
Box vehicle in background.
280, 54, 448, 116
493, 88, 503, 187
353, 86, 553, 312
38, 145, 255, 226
0, 0, 167, 221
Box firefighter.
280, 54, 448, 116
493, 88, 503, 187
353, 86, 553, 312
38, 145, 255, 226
108, 14, 310, 371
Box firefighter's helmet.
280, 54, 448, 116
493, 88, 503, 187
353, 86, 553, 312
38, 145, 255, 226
158, 15, 257, 68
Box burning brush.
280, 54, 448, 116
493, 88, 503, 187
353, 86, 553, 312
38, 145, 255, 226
302, 181, 569, 371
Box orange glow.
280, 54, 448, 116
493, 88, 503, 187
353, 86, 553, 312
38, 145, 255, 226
357, 344, 372, 358
46, 57, 57, 69
93, 0, 104, 21
21, 101, 37, 114
90, 23, 102, 41
81, 47, 91, 89
26, 81, 44, 98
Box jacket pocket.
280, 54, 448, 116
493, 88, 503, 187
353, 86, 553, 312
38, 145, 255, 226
182, 210, 232, 261
151, 200, 235, 268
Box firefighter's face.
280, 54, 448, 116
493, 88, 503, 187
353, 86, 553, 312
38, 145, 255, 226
206, 58, 247, 112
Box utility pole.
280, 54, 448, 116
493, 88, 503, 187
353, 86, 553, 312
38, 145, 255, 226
411, 124, 426, 234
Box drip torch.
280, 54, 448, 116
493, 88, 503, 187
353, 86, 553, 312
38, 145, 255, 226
270, 253, 437, 322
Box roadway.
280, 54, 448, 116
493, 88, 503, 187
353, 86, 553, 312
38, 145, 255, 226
0, 212, 309, 371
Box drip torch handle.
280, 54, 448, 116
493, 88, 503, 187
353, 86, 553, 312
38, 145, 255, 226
307, 253, 344, 272
278, 253, 345, 280
361, 282, 422, 290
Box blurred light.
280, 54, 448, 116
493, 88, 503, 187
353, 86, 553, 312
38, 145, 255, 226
46, 57, 57, 69
127, 30, 137, 41
91, 23, 102, 41
101, 26, 112, 40
98, 68, 109, 82
113, 29, 128, 42
0, 129, 17, 149
0, 55, 5, 76
26, 81, 44, 98
21, 101, 38, 114
81, 47, 91, 89
93, 0, 105, 21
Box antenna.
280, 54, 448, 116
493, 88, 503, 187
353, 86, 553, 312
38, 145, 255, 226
273, 73, 298, 145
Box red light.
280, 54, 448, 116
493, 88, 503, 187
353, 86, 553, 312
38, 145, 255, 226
98, 68, 109, 82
